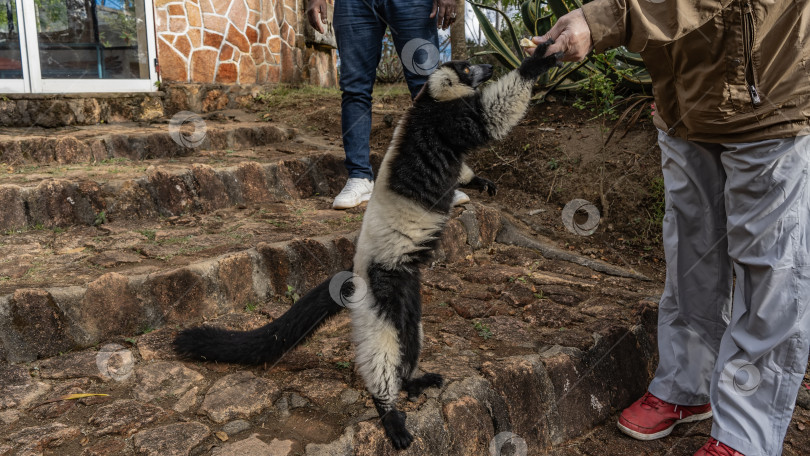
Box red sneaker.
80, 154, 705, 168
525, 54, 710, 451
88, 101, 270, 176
694, 438, 744, 455
617, 392, 712, 440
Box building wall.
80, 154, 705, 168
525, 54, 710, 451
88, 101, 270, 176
153, 0, 335, 86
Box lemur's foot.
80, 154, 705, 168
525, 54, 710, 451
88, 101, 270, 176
380, 408, 413, 450
404, 373, 444, 401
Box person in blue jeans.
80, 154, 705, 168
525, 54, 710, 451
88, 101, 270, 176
307, 0, 470, 209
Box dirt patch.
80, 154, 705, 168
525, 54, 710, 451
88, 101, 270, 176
257, 86, 666, 281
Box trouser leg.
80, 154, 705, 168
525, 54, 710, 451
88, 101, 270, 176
710, 136, 810, 456
648, 130, 734, 406
334, 0, 385, 179
383, 0, 439, 98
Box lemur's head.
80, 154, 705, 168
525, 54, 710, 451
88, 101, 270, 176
421, 61, 493, 102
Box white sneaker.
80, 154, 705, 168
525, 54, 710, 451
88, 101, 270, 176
332, 178, 374, 209
451, 190, 470, 206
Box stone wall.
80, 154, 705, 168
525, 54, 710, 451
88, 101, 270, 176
154, 0, 337, 86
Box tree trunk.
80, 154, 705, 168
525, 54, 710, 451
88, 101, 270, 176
450, 0, 467, 60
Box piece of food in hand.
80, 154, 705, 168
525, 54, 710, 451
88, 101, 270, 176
520, 37, 536, 48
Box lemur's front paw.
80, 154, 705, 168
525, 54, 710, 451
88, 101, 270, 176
468, 176, 497, 196
519, 39, 563, 80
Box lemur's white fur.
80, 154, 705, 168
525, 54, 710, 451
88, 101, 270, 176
427, 66, 476, 101
480, 71, 534, 140
458, 162, 476, 185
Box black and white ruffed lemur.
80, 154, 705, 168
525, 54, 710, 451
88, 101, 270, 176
174, 42, 561, 450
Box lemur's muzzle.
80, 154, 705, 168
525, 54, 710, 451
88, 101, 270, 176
470, 64, 494, 88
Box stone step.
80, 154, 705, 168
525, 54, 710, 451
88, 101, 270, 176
0, 152, 352, 232
0, 202, 499, 363
0, 118, 300, 166
0, 202, 649, 365
0, 229, 673, 455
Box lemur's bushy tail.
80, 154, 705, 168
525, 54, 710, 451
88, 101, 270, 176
173, 274, 346, 365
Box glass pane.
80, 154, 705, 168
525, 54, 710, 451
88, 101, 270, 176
36, 0, 149, 79
0, 0, 23, 79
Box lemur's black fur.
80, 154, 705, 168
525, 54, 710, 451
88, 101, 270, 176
174, 42, 560, 450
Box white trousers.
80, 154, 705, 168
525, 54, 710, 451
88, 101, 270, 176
647, 130, 810, 456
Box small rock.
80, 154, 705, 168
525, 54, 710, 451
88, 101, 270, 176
0, 444, 12, 455
200, 371, 279, 423
449, 297, 496, 319
0, 380, 51, 411
9, 422, 82, 451
289, 392, 309, 408
87, 251, 142, 268
132, 422, 210, 456
37, 351, 105, 381
305, 427, 355, 456
80, 437, 126, 456
89, 399, 166, 437
0, 409, 20, 425
221, 419, 251, 436
133, 361, 205, 402
173, 386, 199, 413
0, 364, 30, 385
339, 389, 361, 405
213, 435, 294, 456
215, 431, 229, 441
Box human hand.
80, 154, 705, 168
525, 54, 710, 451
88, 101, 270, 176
523, 9, 593, 61
307, 0, 328, 34
431, 0, 457, 30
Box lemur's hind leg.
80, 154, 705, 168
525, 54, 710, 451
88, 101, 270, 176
457, 162, 497, 196
352, 263, 422, 449
397, 274, 445, 402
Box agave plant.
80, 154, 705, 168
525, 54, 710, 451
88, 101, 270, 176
469, 0, 651, 97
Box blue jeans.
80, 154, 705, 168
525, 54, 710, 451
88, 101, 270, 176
334, 0, 440, 179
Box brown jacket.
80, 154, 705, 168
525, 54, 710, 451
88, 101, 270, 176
581, 0, 810, 142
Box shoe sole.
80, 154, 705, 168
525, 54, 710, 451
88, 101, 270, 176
617, 410, 713, 441
332, 192, 372, 210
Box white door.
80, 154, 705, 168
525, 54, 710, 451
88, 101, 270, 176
1, 0, 157, 93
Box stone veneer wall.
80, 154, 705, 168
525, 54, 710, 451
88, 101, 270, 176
154, 0, 337, 86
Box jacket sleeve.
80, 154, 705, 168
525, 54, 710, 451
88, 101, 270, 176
580, 0, 733, 53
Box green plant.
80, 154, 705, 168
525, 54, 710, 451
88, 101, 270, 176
335, 361, 351, 370
138, 229, 156, 241
245, 301, 258, 312
473, 320, 493, 340
286, 285, 300, 303
94, 211, 107, 226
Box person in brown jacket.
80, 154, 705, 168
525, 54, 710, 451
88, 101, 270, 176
528, 1, 810, 455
